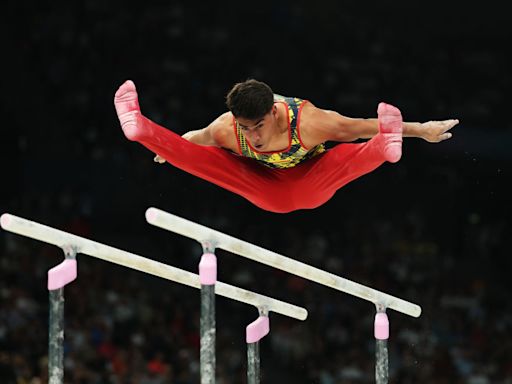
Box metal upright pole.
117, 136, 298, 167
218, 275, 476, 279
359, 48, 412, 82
374, 305, 389, 384
199, 242, 216, 384
246, 309, 270, 384
247, 342, 260, 384
48, 246, 77, 384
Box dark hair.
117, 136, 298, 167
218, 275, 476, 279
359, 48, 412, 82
226, 79, 274, 119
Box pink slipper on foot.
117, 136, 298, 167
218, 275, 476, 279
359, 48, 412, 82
114, 80, 146, 141
377, 102, 403, 163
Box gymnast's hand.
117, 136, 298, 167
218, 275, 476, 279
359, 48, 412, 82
154, 155, 166, 164
417, 119, 459, 143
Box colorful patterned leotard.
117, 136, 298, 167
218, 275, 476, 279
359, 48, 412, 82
233, 95, 325, 169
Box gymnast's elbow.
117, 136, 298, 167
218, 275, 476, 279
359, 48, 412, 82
182, 128, 216, 146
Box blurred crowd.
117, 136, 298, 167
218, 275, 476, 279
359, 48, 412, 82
2, 1, 511, 383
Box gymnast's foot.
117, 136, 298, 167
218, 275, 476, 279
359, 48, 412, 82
377, 102, 403, 163
114, 80, 148, 141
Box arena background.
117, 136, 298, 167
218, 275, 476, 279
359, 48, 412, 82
1, 1, 511, 382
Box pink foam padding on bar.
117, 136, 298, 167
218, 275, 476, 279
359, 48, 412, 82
246, 316, 270, 343
374, 312, 389, 340
199, 253, 217, 285
0, 213, 11, 229
48, 259, 77, 290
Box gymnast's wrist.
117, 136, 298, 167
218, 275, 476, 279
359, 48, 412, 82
402, 122, 422, 138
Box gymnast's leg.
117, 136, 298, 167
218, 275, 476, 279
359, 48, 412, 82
290, 102, 403, 209
114, 80, 297, 213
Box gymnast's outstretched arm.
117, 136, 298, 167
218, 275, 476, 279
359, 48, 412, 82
298, 102, 459, 145
154, 113, 235, 164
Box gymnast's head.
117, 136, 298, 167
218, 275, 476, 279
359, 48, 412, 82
226, 79, 278, 151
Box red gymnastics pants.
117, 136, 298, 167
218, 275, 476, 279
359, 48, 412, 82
115, 81, 402, 213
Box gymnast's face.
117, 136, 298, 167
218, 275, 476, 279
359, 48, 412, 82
237, 105, 278, 151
